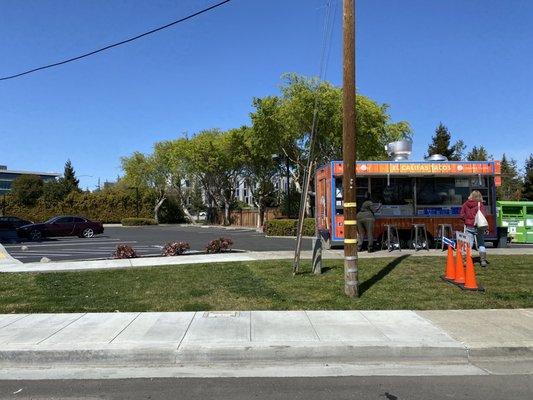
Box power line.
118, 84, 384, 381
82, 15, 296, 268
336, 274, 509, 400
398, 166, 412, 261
0, 0, 232, 82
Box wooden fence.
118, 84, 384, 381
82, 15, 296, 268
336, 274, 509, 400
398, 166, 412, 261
229, 208, 282, 228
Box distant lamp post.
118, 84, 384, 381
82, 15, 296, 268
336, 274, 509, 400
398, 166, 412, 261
77, 175, 94, 191
272, 154, 291, 218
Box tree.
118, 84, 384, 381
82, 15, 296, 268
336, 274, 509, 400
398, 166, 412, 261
188, 179, 206, 221
497, 154, 522, 200
183, 129, 246, 225
10, 175, 44, 206
62, 159, 80, 193
522, 154, 533, 200
427, 123, 464, 160
121, 151, 169, 223
467, 146, 492, 161
250, 74, 411, 216
241, 126, 279, 229
42, 179, 69, 206
155, 139, 197, 224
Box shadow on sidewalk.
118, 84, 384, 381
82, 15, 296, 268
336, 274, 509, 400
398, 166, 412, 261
359, 254, 410, 295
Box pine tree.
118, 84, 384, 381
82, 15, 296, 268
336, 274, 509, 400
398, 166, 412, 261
427, 123, 464, 160
522, 154, 533, 200
467, 145, 492, 161
497, 154, 522, 200
62, 159, 80, 193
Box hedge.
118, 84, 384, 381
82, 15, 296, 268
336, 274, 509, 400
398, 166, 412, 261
2, 190, 185, 224
121, 218, 158, 226
263, 218, 316, 237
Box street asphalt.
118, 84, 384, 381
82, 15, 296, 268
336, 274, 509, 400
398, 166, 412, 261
0, 375, 531, 400
0, 225, 311, 263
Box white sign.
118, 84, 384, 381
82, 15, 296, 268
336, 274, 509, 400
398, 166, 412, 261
456, 231, 474, 248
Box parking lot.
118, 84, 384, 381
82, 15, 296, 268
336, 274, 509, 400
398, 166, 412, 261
1, 225, 310, 263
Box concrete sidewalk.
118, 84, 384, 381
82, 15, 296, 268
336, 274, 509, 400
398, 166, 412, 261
1, 243, 532, 273
0, 309, 531, 375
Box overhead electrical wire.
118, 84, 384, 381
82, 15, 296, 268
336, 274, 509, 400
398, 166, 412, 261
0, 0, 231, 81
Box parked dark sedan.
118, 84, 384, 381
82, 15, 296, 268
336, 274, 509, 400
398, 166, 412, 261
17, 216, 104, 241
0, 216, 33, 230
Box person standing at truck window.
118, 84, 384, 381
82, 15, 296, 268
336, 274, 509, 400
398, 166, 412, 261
460, 190, 488, 267
357, 192, 381, 253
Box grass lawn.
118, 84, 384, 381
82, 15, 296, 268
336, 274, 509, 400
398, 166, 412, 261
0, 255, 531, 313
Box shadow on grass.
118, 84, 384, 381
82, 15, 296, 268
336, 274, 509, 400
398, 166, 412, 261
359, 254, 410, 296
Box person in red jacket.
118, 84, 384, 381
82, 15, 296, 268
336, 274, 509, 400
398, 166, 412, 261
460, 190, 488, 267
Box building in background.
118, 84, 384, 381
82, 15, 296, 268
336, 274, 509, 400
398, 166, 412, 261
0, 165, 60, 195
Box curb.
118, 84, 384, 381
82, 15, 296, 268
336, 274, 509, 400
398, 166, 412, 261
0, 243, 22, 265
1, 247, 532, 273
0, 342, 469, 368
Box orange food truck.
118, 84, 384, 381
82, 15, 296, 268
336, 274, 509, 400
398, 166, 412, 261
315, 145, 504, 249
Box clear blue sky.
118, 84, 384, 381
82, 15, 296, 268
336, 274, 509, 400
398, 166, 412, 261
1, 0, 532, 190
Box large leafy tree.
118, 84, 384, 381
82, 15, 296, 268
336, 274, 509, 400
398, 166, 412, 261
10, 174, 44, 206
120, 74, 412, 223
427, 123, 464, 161
241, 126, 279, 229
466, 146, 492, 161
154, 139, 197, 224
497, 154, 523, 200
183, 129, 246, 225
121, 151, 170, 222
250, 74, 411, 212
522, 154, 533, 200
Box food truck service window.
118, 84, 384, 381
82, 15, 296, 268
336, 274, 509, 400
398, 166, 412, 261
370, 177, 413, 205
416, 177, 490, 207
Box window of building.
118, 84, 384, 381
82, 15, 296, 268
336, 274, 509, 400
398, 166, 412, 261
0, 181, 11, 190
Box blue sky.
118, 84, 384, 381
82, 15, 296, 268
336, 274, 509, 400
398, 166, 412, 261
1, 0, 532, 190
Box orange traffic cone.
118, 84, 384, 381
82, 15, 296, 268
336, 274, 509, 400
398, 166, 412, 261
454, 243, 465, 284
444, 245, 455, 280
463, 246, 484, 291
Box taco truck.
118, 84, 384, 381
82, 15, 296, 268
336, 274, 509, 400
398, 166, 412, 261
315, 140, 506, 249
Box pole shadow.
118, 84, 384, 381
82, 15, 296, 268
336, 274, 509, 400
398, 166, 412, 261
359, 254, 411, 296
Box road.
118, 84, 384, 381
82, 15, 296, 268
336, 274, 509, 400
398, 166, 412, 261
0, 375, 532, 399
1, 225, 310, 263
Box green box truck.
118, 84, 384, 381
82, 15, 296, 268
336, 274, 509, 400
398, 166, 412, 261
496, 201, 533, 244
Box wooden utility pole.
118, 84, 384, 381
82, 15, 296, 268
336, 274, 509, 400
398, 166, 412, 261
342, 0, 358, 297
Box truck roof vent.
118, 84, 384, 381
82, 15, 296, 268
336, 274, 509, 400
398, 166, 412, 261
425, 154, 448, 162
385, 140, 412, 161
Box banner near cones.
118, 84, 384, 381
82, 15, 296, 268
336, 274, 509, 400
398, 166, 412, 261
441, 232, 484, 292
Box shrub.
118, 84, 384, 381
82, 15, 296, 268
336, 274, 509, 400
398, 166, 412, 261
3, 188, 186, 224
121, 218, 158, 226
113, 244, 137, 259
206, 237, 233, 253
162, 241, 190, 256
263, 218, 316, 237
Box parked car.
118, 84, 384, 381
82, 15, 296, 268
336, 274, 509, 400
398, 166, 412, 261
17, 216, 104, 241
0, 216, 33, 230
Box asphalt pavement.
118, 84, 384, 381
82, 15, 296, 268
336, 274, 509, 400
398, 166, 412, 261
0, 225, 311, 263
1, 375, 531, 400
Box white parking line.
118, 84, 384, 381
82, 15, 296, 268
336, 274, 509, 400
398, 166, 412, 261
3, 240, 137, 249
9, 253, 74, 257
